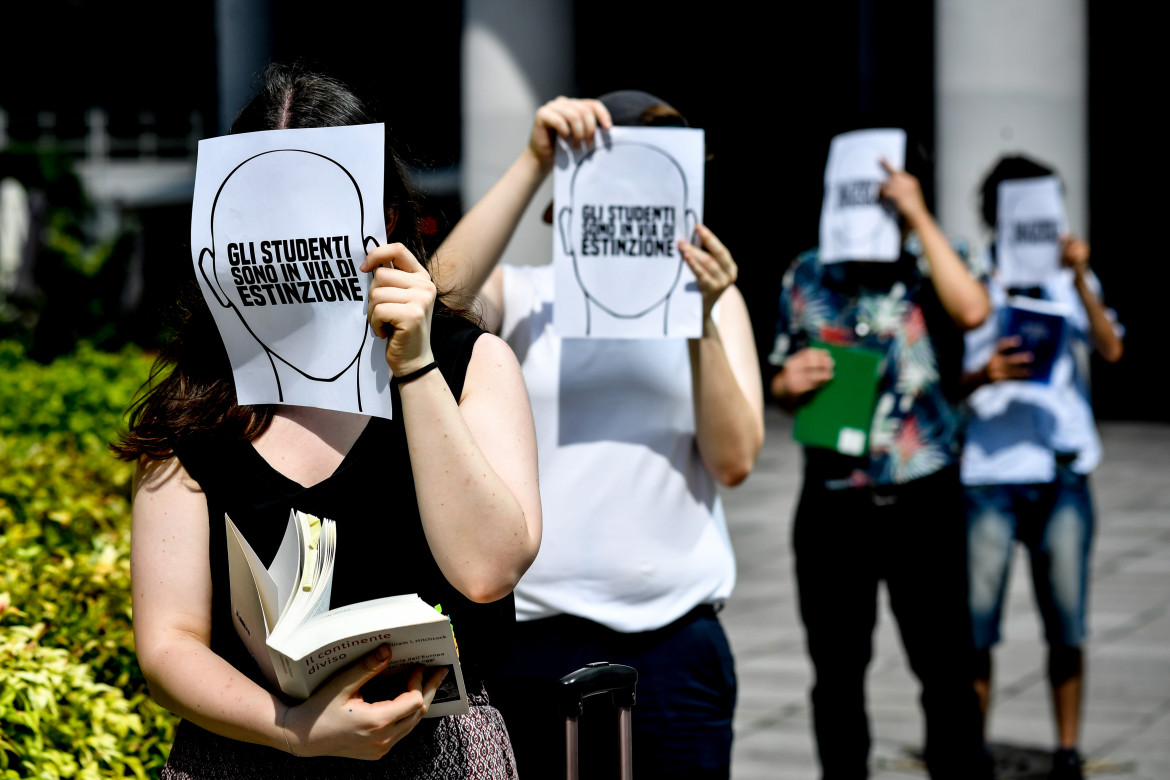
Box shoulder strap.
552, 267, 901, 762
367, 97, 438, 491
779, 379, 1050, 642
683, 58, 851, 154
171, 432, 217, 489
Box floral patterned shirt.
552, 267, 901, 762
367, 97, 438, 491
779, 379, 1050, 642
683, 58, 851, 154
770, 238, 975, 488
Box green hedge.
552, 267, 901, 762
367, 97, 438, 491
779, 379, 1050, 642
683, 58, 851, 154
0, 341, 176, 777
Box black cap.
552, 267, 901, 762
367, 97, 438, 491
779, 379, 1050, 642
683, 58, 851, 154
597, 90, 688, 128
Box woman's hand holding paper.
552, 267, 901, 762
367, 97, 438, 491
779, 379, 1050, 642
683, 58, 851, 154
1060, 234, 1124, 363
679, 224, 738, 318
1060, 235, 1091, 278
878, 158, 929, 228
878, 157, 989, 329
362, 243, 437, 377
528, 97, 613, 172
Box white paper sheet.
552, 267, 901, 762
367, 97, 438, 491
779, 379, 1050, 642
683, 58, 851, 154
190, 124, 392, 418
224, 515, 281, 690
552, 126, 705, 338
819, 128, 906, 263
268, 510, 302, 632
996, 176, 1066, 288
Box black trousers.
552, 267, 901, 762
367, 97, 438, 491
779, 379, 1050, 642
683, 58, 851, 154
793, 465, 990, 780
486, 607, 736, 780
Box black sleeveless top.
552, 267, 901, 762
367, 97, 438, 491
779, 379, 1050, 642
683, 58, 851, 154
174, 314, 514, 688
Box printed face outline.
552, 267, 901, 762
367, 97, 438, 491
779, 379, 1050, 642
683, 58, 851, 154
557, 141, 697, 319
826, 143, 898, 254
197, 149, 377, 383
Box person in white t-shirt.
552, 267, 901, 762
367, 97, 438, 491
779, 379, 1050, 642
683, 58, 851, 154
960, 155, 1124, 780
432, 92, 764, 779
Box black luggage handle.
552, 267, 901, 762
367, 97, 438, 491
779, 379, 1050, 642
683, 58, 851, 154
556, 662, 638, 717
559, 662, 638, 780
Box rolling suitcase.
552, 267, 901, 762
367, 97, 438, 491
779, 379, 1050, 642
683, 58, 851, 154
556, 662, 638, 780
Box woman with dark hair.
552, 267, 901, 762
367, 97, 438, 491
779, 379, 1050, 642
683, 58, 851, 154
117, 63, 541, 778
432, 94, 764, 779
961, 154, 1123, 780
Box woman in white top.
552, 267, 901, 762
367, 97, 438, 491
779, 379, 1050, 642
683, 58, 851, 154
433, 92, 764, 779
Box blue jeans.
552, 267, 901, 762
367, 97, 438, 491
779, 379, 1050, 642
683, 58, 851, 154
485, 607, 736, 780
965, 463, 1095, 650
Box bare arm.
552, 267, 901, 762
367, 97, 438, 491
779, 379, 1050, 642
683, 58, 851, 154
1063, 236, 1124, 363
430, 147, 544, 310
680, 225, 764, 486
431, 97, 613, 322
130, 458, 445, 759
880, 159, 990, 330
364, 244, 542, 603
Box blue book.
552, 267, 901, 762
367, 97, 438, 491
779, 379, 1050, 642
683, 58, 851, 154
1001, 297, 1070, 384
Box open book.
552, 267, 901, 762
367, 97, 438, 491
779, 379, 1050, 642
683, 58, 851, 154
225, 510, 468, 715
1002, 296, 1070, 385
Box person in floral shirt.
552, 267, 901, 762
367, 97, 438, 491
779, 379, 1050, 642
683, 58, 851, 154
770, 157, 993, 779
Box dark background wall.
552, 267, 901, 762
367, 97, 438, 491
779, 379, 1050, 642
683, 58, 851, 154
2, 1, 217, 152
270, 2, 464, 175
1, 0, 1161, 420
572, 0, 936, 389
1086, 1, 1164, 421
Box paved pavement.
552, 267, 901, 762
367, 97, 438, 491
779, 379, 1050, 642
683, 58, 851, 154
721, 409, 1170, 779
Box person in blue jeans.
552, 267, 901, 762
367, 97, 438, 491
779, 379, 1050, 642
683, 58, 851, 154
960, 155, 1124, 780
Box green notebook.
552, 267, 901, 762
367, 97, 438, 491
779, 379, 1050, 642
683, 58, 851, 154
792, 342, 885, 457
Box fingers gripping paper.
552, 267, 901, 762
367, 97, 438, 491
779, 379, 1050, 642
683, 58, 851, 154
190, 124, 392, 418
553, 126, 705, 338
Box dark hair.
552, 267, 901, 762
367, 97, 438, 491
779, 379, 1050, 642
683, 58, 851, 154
230, 63, 428, 265
979, 154, 1057, 229
598, 90, 688, 128
638, 103, 688, 128
114, 63, 443, 461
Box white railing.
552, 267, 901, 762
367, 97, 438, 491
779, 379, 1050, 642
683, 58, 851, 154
0, 107, 203, 161
0, 108, 458, 198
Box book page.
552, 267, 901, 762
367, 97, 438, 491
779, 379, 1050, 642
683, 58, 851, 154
224, 515, 281, 689
292, 519, 337, 628
271, 514, 335, 640
282, 594, 441, 657
267, 509, 302, 631
308, 521, 337, 621
1005, 295, 1073, 317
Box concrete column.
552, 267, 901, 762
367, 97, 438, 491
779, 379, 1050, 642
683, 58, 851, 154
461, 0, 574, 267
215, 0, 273, 134
936, 0, 1086, 246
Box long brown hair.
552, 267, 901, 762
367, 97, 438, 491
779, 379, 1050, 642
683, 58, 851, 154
113, 63, 454, 461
